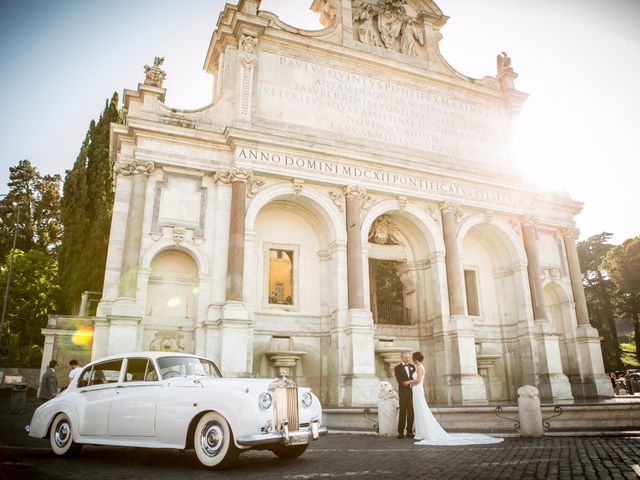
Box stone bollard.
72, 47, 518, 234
377, 381, 400, 436
517, 385, 543, 438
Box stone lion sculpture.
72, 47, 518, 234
379, 380, 399, 401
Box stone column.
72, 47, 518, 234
226, 172, 248, 302
520, 216, 546, 320
211, 167, 256, 376
345, 185, 367, 309
340, 185, 377, 406
562, 228, 590, 326
439, 202, 487, 404
562, 228, 614, 398
116, 159, 154, 301
440, 202, 465, 315
520, 217, 573, 401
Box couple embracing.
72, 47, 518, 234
394, 350, 503, 446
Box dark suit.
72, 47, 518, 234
39, 368, 58, 401
394, 362, 415, 436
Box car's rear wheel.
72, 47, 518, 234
193, 412, 239, 469
271, 443, 308, 459
49, 413, 82, 457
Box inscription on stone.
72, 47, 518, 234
257, 53, 508, 166
237, 148, 532, 209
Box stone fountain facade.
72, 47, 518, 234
41, 0, 612, 406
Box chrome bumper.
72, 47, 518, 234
237, 424, 328, 447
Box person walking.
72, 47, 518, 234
39, 360, 59, 403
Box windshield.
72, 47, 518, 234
156, 356, 222, 380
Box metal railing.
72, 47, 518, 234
373, 303, 411, 325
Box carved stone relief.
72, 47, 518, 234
329, 190, 344, 212
368, 214, 402, 245
115, 159, 154, 176
352, 0, 424, 56
149, 331, 185, 352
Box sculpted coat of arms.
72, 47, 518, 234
353, 0, 424, 56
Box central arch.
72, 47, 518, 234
457, 215, 530, 402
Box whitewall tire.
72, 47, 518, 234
49, 413, 82, 456
193, 412, 239, 469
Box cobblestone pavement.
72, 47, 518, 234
1, 394, 640, 480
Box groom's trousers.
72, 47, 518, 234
398, 388, 414, 435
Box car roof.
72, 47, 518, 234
88, 351, 206, 364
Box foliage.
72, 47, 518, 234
58, 93, 121, 313
0, 249, 59, 366
577, 232, 623, 371
0, 160, 62, 261
620, 337, 639, 368
603, 236, 640, 363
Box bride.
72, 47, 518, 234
404, 351, 503, 446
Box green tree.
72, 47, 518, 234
0, 249, 59, 365
58, 130, 91, 313
58, 93, 121, 312
603, 236, 640, 363
577, 232, 623, 371
0, 160, 62, 261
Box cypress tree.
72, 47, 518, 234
58, 129, 91, 313
58, 93, 121, 313
84, 94, 121, 297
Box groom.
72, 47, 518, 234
394, 351, 415, 439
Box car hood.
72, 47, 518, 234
165, 376, 300, 394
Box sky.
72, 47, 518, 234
0, 0, 638, 243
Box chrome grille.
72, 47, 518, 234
275, 385, 299, 431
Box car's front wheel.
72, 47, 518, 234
271, 443, 308, 459
193, 412, 239, 469
49, 413, 82, 457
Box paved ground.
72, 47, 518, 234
1, 392, 640, 480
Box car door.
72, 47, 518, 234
108, 357, 161, 437
76, 359, 123, 437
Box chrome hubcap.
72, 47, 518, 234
200, 421, 224, 457
55, 421, 70, 448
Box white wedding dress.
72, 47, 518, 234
412, 364, 503, 446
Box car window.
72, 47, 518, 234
124, 358, 158, 382
157, 357, 221, 380
89, 359, 123, 386
77, 366, 93, 388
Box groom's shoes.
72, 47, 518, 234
407, 433, 415, 439
396, 434, 404, 439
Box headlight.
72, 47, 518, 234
301, 392, 313, 408
259, 392, 272, 410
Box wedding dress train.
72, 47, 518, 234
412, 365, 503, 446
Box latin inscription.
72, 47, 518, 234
237, 148, 532, 209
257, 53, 509, 166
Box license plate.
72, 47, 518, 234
288, 434, 309, 446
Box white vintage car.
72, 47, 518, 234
27, 352, 326, 469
